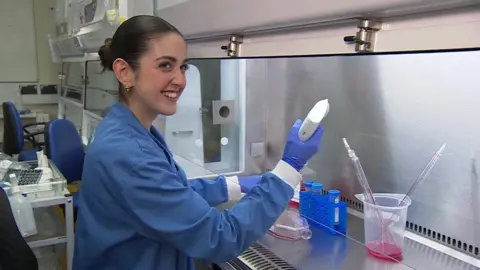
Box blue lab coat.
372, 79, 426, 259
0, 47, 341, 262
73, 102, 296, 270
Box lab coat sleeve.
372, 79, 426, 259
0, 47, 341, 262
188, 177, 231, 206
115, 156, 301, 263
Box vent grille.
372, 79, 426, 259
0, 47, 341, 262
238, 242, 297, 270
340, 195, 480, 259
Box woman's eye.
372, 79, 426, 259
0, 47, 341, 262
180, 64, 189, 72
159, 62, 172, 69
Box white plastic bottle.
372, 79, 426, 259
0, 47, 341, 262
8, 174, 37, 237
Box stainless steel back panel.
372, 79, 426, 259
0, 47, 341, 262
244, 50, 480, 256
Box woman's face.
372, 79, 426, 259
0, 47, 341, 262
132, 33, 188, 116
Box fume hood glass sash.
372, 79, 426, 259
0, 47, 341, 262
164, 59, 246, 177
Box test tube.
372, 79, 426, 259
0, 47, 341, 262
311, 183, 323, 195
328, 190, 340, 225
305, 181, 314, 192
300, 181, 315, 217
310, 183, 324, 222
328, 190, 340, 203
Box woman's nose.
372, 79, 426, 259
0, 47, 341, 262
171, 70, 186, 87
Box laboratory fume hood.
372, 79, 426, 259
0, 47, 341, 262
50, 1, 480, 269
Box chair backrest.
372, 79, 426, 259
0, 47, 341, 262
0, 188, 38, 270
45, 119, 85, 183
2, 102, 24, 155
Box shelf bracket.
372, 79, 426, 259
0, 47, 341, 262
221, 35, 244, 57
344, 19, 382, 53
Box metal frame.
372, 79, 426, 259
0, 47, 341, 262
185, 6, 480, 58
57, 55, 88, 130
28, 191, 75, 270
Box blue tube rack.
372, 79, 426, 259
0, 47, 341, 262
299, 188, 348, 235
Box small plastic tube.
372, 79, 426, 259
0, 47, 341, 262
328, 190, 340, 204
312, 183, 323, 195
328, 190, 341, 225
304, 181, 314, 192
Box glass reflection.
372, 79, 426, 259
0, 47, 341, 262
63, 62, 84, 104
164, 59, 245, 176
84, 60, 117, 117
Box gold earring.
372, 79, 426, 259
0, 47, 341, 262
124, 85, 131, 92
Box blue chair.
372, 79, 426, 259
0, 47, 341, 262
44, 119, 84, 184
2, 102, 46, 161
44, 119, 84, 211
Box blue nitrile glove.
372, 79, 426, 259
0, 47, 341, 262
238, 175, 262, 193
282, 119, 324, 171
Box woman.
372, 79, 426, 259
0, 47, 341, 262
73, 15, 324, 270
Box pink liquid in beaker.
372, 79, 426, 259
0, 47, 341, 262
366, 241, 403, 261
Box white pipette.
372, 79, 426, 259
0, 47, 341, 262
298, 99, 330, 141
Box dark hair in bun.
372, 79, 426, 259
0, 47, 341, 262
98, 15, 182, 100
98, 38, 113, 71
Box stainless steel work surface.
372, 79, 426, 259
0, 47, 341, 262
257, 222, 413, 270
251, 214, 480, 270
344, 214, 479, 270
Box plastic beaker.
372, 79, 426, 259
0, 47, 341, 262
360, 193, 411, 262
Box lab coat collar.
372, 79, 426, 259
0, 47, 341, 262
110, 102, 149, 131
110, 102, 173, 159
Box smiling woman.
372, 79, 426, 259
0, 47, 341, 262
74, 15, 324, 270
97, 15, 189, 128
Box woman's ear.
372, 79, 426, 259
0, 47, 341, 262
113, 58, 135, 87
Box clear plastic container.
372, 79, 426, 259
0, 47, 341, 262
269, 209, 312, 241
13, 161, 67, 200
359, 193, 412, 261
8, 174, 38, 237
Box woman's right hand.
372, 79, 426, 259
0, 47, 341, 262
281, 119, 324, 171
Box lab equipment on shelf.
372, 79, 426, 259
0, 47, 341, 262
2, 169, 42, 185
299, 182, 347, 235
0, 154, 31, 181
0, 153, 74, 269
8, 174, 37, 237
357, 193, 412, 262
269, 209, 312, 241
0, 159, 66, 199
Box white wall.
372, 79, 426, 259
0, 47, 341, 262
0, 0, 60, 117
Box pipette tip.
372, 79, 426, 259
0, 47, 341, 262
342, 138, 350, 149
438, 143, 447, 154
